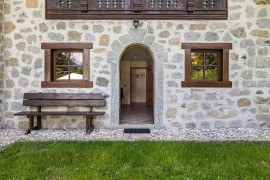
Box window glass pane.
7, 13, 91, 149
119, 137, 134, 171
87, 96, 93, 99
205, 67, 218, 80
69, 53, 83, 66
205, 52, 218, 65
55, 52, 70, 65
191, 52, 204, 65
70, 67, 83, 80
55, 52, 83, 66
191, 67, 204, 80
56, 67, 69, 80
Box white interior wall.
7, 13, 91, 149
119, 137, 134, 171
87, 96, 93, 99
120, 61, 148, 104
131, 69, 147, 103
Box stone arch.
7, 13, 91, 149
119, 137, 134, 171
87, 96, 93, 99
108, 28, 167, 128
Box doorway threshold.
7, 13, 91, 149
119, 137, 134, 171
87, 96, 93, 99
118, 124, 158, 129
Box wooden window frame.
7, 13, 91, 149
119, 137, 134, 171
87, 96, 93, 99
41, 43, 93, 88
181, 43, 232, 88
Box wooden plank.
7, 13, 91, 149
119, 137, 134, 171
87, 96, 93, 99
185, 49, 192, 81
181, 81, 232, 88
14, 111, 105, 116
223, 49, 229, 82
37, 106, 41, 129
41, 81, 93, 88
44, 49, 51, 81
23, 100, 106, 107
23, 93, 107, 100
86, 116, 90, 133
182, 43, 232, 50
83, 49, 90, 81
41, 43, 93, 49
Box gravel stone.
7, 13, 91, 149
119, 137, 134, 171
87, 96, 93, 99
1, 128, 270, 150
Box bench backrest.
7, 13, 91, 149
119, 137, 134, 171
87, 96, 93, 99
23, 93, 107, 107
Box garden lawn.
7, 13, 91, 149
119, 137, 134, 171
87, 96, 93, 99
0, 141, 269, 179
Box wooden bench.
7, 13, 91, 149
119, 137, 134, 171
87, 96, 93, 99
14, 93, 107, 134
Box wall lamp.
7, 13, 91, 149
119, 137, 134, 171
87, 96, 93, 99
133, 19, 140, 28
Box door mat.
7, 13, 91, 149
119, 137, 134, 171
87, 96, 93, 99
124, 128, 151, 133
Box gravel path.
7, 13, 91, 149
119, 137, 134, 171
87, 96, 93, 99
1, 128, 270, 150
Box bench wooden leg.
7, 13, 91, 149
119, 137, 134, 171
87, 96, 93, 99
35, 115, 42, 130
86, 116, 94, 134
35, 106, 42, 130
25, 115, 34, 135
86, 116, 90, 134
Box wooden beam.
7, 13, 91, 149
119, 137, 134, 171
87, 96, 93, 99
23, 100, 106, 107
23, 93, 107, 100
182, 43, 232, 50
41, 43, 93, 49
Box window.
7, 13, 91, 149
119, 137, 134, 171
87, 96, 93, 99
41, 43, 93, 88
182, 43, 232, 88
45, 0, 228, 20
54, 50, 83, 80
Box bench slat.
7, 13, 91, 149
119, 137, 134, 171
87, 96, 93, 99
23, 100, 106, 106
15, 111, 105, 116
23, 93, 107, 100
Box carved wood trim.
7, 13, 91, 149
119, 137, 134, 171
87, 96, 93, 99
46, 0, 228, 20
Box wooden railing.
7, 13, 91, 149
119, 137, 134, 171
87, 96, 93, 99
46, 0, 228, 20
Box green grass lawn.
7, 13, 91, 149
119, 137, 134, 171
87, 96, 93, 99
0, 141, 269, 179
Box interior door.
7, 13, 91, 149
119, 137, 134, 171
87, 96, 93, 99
146, 66, 153, 106
131, 68, 146, 103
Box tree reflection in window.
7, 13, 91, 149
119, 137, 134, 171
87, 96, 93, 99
191, 51, 218, 80
54, 51, 83, 80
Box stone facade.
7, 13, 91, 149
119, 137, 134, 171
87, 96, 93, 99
0, 0, 4, 128
1, 0, 270, 129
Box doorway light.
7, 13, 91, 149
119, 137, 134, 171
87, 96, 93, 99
133, 19, 140, 28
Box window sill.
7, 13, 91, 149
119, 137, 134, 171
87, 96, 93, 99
41, 81, 93, 88
181, 81, 232, 88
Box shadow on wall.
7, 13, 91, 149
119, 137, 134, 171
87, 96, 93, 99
254, 0, 270, 4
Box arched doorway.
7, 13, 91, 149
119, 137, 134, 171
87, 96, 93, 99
119, 45, 154, 124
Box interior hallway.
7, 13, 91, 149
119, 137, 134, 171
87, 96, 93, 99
120, 103, 154, 124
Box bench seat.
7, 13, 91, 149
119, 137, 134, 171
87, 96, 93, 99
15, 111, 105, 116
14, 93, 107, 135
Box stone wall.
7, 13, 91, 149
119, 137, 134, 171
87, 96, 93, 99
0, 0, 4, 128
2, 0, 270, 129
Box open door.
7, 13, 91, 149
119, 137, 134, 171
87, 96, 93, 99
119, 45, 154, 124
146, 64, 153, 106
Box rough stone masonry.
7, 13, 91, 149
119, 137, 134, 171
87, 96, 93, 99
0, 0, 270, 130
